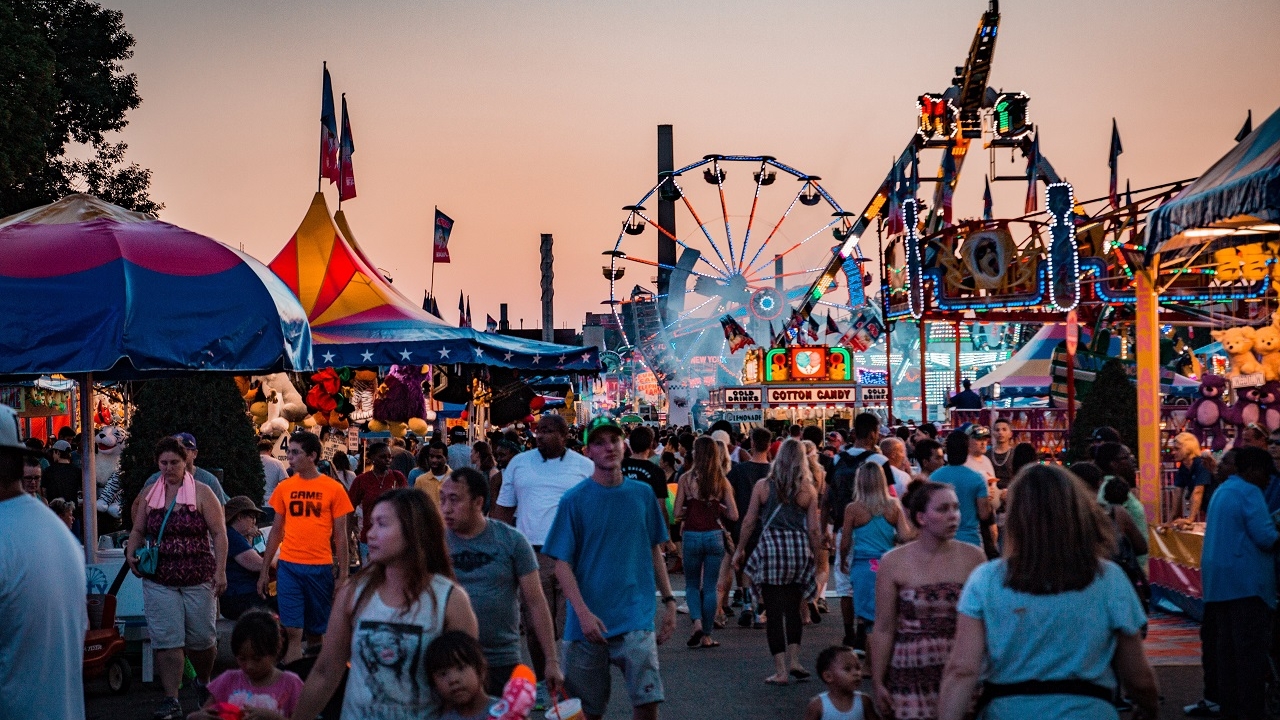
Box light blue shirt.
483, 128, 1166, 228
0, 494, 89, 720
1203, 475, 1279, 607
958, 559, 1147, 720
542, 479, 669, 642
930, 464, 988, 547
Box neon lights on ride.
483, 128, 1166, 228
762, 346, 852, 382
1045, 182, 1079, 312
992, 93, 1031, 139
903, 198, 925, 318
917, 94, 959, 142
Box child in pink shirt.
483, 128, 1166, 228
190, 611, 303, 719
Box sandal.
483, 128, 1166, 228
790, 668, 811, 681
700, 638, 720, 648
764, 676, 789, 686
686, 630, 705, 648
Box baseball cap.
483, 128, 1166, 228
174, 432, 198, 450
224, 496, 264, 522
1090, 426, 1122, 443
0, 405, 41, 456
583, 416, 624, 444
51, 440, 72, 452
964, 424, 991, 440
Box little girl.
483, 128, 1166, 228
426, 632, 497, 720
191, 610, 303, 720
804, 646, 879, 720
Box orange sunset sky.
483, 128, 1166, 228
101, 0, 1280, 330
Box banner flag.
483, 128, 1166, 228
1025, 133, 1040, 215
983, 174, 993, 221
1108, 119, 1123, 210
486, 314, 498, 332
806, 313, 820, 341
458, 291, 466, 328
825, 312, 839, 336
1236, 109, 1253, 142
320, 64, 339, 184
338, 94, 357, 201
422, 291, 442, 319
465, 296, 473, 329
836, 309, 886, 352
433, 209, 454, 263
720, 315, 756, 354
940, 140, 957, 226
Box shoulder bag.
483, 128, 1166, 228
135, 493, 179, 577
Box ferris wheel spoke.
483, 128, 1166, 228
747, 267, 828, 285
737, 158, 768, 274
744, 187, 804, 273
746, 218, 840, 278
619, 254, 721, 282
712, 158, 736, 269
631, 207, 730, 276
664, 296, 720, 331
672, 178, 733, 275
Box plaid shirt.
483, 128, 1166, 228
746, 525, 816, 597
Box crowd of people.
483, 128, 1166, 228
7, 401, 1280, 720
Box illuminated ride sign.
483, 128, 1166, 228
763, 346, 852, 383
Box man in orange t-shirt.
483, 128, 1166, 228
259, 432, 354, 663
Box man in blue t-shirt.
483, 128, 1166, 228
543, 417, 676, 720
928, 430, 991, 547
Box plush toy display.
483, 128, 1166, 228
1227, 384, 1263, 429
1260, 381, 1280, 432
258, 373, 307, 422
1257, 325, 1280, 382
94, 426, 127, 530
372, 365, 428, 438
1186, 374, 1230, 452
1211, 326, 1262, 377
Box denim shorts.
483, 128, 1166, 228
142, 580, 217, 651
277, 560, 335, 636
563, 630, 664, 716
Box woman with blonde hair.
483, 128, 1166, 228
675, 435, 739, 648
939, 464, 1157, 719
839, 462, 913, 649
732, 438, 824, 684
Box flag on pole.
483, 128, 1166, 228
909, 144, 920, 198
458, 291, 466, 328
825, 312, 840, 336
320, 64, 339, 185
939, 140, 957, 226
1025, 133, 1040, 215
982, 174, 993, 221
422, 292, 441, 319
720, 315, 756, 354
806, 314, 820, 341
1108, 118, 1123, 210
1236, 109, 1253, 142
885, 160, 904, 235
486, 314, 498, 332
338, 94, 357, 201
465, 296, 473, 329
433, 209, 454, 263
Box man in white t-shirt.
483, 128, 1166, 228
879, 437, 913, 498
492, 413, 592, 700
963, 425, 997, 482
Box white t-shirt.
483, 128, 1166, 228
887, 464, 912, 498
261, 455, 290, 504
0, 494, 88, 720
496, 448, 594, 545
965, 454, 997, 482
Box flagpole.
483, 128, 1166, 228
318, 62, 326, 193
429, 206, 438, 300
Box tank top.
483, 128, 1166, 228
342, 574, 455, 720
147, 504, 215, 587
852, 514, 896, 562
819, 691, 865, 720
760, 484, 809, 532
682, 490, 725, 532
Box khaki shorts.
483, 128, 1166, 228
142, 579, 217, 651
563, 630, 664, 716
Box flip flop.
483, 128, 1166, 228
790, 669, 811, 681
764, 676, 789, 686
701, 638, 720, 648
686, 630, 705, 648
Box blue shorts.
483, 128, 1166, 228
277, 560, 335, 636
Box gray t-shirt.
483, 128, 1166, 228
446, 518, 539, 665
0, 494, 88, 720
143, 466, 229, 504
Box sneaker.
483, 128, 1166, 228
534, 682, 549, 712
738, 609, 754, 627
676, 603, 689, 614
152, 697, 183, 720
191, 678, 211, 706
1183, 699, 1221, 717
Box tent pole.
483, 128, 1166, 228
81, 374, 98, 564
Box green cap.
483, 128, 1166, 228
583, 416, 624, 444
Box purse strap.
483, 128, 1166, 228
152, 491, 180, 546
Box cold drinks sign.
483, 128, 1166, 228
766, 386, 857, 404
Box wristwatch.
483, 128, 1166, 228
661, 595, 677, 605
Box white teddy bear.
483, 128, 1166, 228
94, 425, 127, 520
254, 372, 307, 435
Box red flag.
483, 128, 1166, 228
720, 315, 756, 354
825, 312, 839, 336
486, 314, 498, 332
320, 64, 339, 184
433, 209, 454, 263
338, 94, 357, 202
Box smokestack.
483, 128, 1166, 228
540, 234, 554, 343
657, 125, 676, 321
499, 303, 510, 331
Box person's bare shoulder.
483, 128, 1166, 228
803, 695, 824, 720
953, 539, 988, 569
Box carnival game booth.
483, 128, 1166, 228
708, 345, 891, 429
1135, 104, 1280, 621
267, 193, 600, 442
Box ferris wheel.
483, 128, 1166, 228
605, 155, 870, 391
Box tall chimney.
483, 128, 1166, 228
499, 303, 510, 331
540, 234, 554, 343
657, 125, 676, 321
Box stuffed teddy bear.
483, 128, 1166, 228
1256, 325, 1280, 382
1259, 381, 1280, 432
1186, 374, 1230, 452
94, 426, 127, 532
256, 373, 308, 423
1211, 326, 1262, 377
1227, 383, 1264, 429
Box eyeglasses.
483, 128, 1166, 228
21, 475, 41, 482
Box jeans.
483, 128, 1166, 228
681, 530, 725, 624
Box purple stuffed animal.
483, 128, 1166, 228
1228, 383, 1264, 433
1186, 374, 1230, 452
1259, 381, 1280, 432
